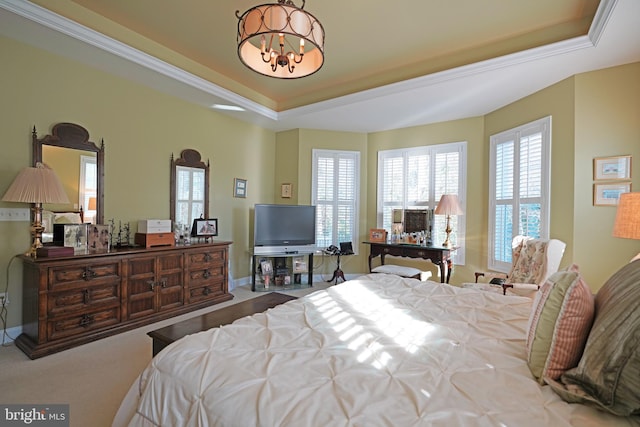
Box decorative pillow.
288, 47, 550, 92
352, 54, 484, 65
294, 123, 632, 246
526, 264, 594, 384
548, 259, 640, 416
54, 212, 82, 224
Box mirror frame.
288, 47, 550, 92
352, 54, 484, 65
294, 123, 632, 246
170, 149, 210, 224
33, 122, 105, 224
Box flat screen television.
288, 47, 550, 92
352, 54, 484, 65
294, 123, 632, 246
253, 204, 317, 254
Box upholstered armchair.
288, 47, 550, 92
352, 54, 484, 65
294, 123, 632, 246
468, 235, 566, 297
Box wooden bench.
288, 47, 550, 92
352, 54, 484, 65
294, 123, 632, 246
147, 292, 297, 356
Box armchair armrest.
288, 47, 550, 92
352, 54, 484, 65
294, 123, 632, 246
474, 271, 508, 283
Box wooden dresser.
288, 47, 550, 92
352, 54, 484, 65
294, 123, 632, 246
16, 241, 233, 359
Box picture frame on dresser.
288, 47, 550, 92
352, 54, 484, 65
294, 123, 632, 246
191, 218, 218, 237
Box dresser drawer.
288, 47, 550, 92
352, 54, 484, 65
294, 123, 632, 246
47, 307, 120, 341
187, 264, 225, 287
188, 281, 224, 304
187, 249, 225, 268
47, 261, 121, 291
48, 283, 120, 316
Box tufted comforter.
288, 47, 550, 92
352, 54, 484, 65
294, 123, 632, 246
113, 274, 639, 426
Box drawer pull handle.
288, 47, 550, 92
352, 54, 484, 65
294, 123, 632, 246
160, 278, 168, 288
83, 289, 90, 304
147, 280, 155, 290
203, 287, 211, 295
82, 268, 97, 281
79, 314, 93, 327
204, 253, 212, 262
203, 269, 211, 279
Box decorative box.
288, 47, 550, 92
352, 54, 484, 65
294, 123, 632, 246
134, 232, 175, 248
36, 246, 75, 258
138, 219, 172, 234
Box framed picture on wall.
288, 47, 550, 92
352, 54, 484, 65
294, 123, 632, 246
593, 155, 632, 181
234, 178, 247, 198
593, 182, 631, 206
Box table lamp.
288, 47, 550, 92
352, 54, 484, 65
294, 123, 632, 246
2, 162, 69, 257
613, 192, 640, 262
434, 194, 463, 248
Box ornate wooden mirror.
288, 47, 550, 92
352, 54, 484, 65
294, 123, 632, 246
33, 122, 105, 224
170, 149, 209, 229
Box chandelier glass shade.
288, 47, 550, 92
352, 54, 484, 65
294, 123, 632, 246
236, 0, 325, 78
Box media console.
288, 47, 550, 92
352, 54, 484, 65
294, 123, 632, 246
250, 250, 314, 291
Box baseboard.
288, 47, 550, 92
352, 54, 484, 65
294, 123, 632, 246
1, 325, 22, 345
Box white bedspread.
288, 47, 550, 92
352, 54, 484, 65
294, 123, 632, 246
114, 274, 639, 426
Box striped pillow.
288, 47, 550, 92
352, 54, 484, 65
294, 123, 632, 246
526, 264, 594, 384
549, 259, 640, 416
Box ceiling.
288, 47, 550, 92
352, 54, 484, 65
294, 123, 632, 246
1, 0, 639, 132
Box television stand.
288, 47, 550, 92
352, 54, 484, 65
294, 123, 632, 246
250, 251, 314, 291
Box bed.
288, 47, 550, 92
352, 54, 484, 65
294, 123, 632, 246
113, 268, 640, 426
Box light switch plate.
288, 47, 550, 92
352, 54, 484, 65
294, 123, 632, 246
0, 208, 30, 221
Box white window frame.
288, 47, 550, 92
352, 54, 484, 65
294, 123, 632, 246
488, 116, 551, 273
312, 149, 361, 253
79, 155, 97, 219
377, 141, 467, 264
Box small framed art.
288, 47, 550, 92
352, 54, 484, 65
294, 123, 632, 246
62, 224, 88, 252
88, 224, 110, 251
593, 155, 632, 181
191, 218, 218, 237
281, 183, 292, 198
234, 178, 247, 198
593, 182, 631, 206
368, 228, 387, 243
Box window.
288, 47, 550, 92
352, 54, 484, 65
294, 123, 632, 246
312, 150, 360, 251
488, 116, 551, 272
175, 166, 206, 227
79, 155, 97, 221
377, 142, 467, 263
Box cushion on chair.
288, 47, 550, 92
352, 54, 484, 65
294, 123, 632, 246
510, 239, 548, 284
372, 265, 421, 278
548, 259, 640, 416
526, 264, 594, 384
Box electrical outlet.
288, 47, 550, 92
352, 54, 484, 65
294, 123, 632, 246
0, 292, 8, 306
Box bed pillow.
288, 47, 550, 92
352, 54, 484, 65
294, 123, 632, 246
548, 259, 640, 416
526, 264, 594, 384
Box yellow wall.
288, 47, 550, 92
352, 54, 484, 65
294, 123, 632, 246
0, 35, 276, 328
1, 31, 639, 330
573, 63, 640, 287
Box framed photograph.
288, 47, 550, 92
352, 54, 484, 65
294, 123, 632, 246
593, 155, 632, 181
62, 224, 88, 252
368, 228, 387, 243
234, 178, 247, 198
260, 259, 273, 275
281, 183, 292, 198
88, 224, 110, 251
191, 218, 218, 237
593, 182, 631, 206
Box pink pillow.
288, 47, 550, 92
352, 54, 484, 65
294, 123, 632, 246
526, 264, 595, 383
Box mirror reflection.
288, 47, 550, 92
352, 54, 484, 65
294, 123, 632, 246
42, 145, 98, 223
33, 123, 105, 226
170, 149, 210, 232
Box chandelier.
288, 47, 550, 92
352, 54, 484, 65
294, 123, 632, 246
236, 0, 325, 78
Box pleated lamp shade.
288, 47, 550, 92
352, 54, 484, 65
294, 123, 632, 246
2, 162, 69, 204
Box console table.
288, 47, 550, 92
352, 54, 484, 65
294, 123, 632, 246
363, 242, 455, 283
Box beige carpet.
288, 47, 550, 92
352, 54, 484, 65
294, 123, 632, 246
0, 282, 332, 427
